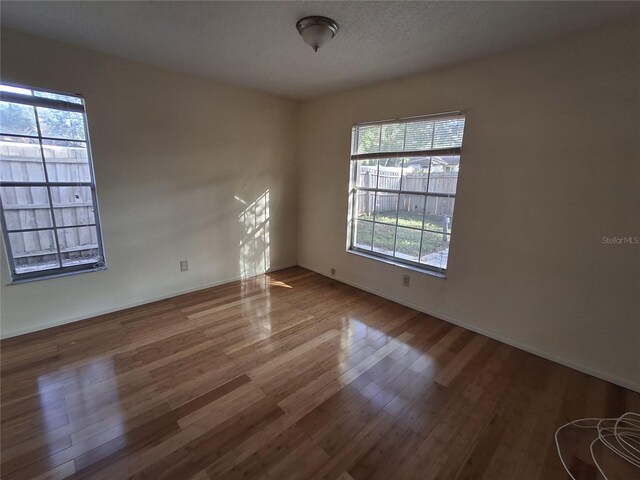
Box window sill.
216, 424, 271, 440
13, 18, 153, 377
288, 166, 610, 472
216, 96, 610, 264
9, 265, 107, 285
346, 249, 447, 279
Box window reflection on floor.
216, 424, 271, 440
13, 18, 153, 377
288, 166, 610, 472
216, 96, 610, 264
37, 357, 123, 457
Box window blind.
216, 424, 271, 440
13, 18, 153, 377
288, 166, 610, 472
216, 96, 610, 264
351, 113, 465, 158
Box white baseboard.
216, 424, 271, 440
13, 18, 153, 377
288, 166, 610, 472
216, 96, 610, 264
298, 262, 640, 393
0, 263, 298, 340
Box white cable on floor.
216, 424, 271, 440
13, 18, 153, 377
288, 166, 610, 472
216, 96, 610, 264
555, 412, 640, 479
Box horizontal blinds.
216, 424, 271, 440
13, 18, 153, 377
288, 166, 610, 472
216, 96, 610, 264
351, 114, 465, 157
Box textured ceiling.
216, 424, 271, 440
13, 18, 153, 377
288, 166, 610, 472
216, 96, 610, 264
1, 1, 639, 99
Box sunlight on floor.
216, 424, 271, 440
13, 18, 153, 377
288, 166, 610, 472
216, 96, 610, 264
268, 280, 292, 289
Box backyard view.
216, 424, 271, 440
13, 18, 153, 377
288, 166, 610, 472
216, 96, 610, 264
0, 84, 104, 279
348, 115, 464, 273
355, 212, 449, 257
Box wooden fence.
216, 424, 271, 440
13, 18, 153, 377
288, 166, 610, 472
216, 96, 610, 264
0, 139, 99, 272
356, 169, 456, 217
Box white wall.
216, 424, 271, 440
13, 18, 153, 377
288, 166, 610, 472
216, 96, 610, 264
297, 22, 640, 391
0, 30, 298, 337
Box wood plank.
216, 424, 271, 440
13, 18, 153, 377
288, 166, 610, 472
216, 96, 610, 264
1, 267, 637, 480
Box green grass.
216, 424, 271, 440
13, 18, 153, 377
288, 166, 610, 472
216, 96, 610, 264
354, 218, 448, 257
358, 212, 446, 232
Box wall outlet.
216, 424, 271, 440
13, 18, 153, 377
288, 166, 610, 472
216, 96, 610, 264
180, 260, 189, 272
402, 274, 410, 287
330, 268, 336, 276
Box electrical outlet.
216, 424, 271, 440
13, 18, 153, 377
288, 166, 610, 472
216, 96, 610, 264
402, 274, 410, 287
330, 268, 336, 276
180, 260, 189, 272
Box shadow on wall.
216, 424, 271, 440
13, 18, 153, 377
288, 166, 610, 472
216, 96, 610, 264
238, 190, 270, 279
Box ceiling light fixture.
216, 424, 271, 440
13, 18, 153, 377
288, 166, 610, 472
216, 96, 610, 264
296, 16, 339, 52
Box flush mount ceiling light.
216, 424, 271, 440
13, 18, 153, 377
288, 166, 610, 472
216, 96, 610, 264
296, 16, 339, 52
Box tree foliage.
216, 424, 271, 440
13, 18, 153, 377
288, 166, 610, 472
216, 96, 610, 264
0, 101, 85, 140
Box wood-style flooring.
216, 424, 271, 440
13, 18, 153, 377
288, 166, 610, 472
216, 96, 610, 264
1, 267, 638, 480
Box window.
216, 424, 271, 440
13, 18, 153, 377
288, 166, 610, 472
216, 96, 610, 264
347, 112, 466, 276
0, 83, 106, 282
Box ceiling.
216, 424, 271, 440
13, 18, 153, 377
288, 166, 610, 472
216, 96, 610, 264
1, 1, 639, 99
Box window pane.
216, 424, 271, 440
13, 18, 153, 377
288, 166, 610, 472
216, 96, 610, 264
394, 227, 421, 262
0, 101, 37, 136
42, 139, 91, 182
0, 186, 53, 230
397, 194, 425, 228
380, 123, 405, 152
1, 136, 45, 182
50, 185, 93, 207
428, 156, 459, 194
56, 225, 98, 252
52, 186, 95, 227
9, 229, 59, 273
36, 107, 86, 140
33, 90, 83, 105
374, 193, 398, 224
376, 159, 401, 190
420, 232, 450, 270
372, 223, 396, 255
15, 254, 60, 274
353, 124, 381, 154
353, 220, 373, 250
61, 248, 100, 267
354, 160, 378, 188
405, 120, 434, 151
432, 118, 465, 149
355, 190, 374, 221
401, 158, 430, 192
423, 196, 455, 233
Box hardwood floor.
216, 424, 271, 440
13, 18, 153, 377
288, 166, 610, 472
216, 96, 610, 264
1, 267, 638, 479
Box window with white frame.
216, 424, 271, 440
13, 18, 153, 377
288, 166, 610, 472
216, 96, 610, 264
0, 83, 106, 282
347, 112, 466, 276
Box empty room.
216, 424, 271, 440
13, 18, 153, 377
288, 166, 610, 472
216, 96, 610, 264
0, 1, 638, 479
